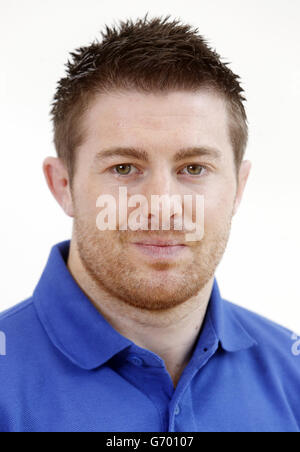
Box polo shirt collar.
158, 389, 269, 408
33, 240, 257, 371
33, 240, 133, 370
207, 276, 258, 352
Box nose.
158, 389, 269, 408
144, 165, 173, 197
139, 166, 183, 230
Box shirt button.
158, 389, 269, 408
127, 355, 144, 367
174, 405, 181, 416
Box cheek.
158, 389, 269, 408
73, 188, 101, 226
74, 174, 110, 216
203, 184, 236, 231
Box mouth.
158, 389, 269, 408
133, 239, 186, 246
132, 241, 188, 259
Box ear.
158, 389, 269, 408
233, 160, 252, 216
43, 157, 74, 217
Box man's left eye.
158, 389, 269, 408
181, 165, 206, 176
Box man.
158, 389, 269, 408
0, 14, 299, 433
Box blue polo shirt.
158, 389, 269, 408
0, 240, 299, 432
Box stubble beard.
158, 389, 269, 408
73, 210, 233, 312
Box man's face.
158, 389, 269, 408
71, 89, 238, 311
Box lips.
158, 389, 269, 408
132, 242, 187, 259
133, 240, 186, 247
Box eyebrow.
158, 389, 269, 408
94, 146, 222, 164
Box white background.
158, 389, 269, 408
0, 0, 299, 332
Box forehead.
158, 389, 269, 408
80, 89, 233, 157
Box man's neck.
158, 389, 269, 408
67, 240, 214, 388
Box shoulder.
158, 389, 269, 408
0, 298, 39, 344
0, 298, 34, 323
225, 299, 300, 380
226, 300, 299, 351
0, 297, 52, 370
0, 299, 50, 431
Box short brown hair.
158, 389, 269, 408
50, 13, 248, 185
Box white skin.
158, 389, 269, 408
43, 88, 251, 388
